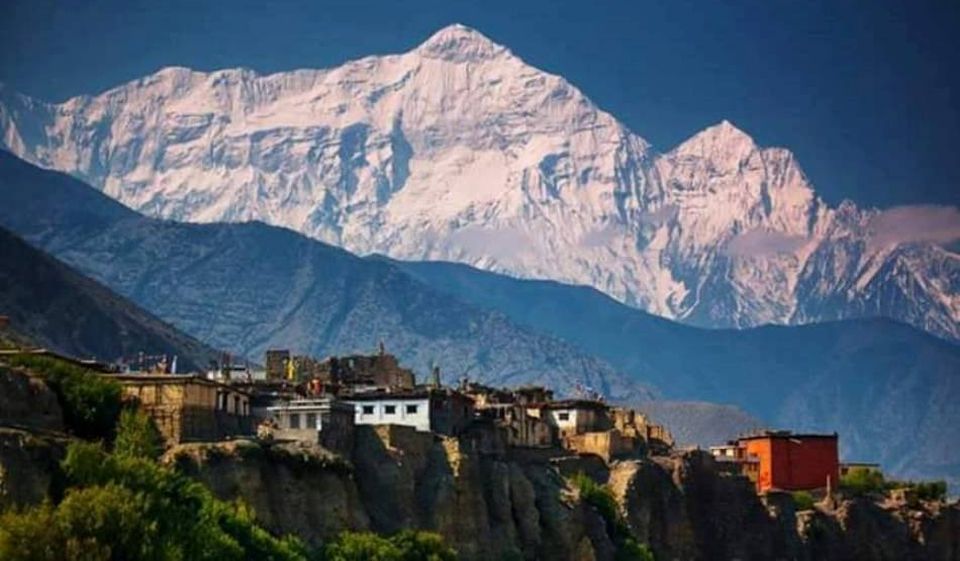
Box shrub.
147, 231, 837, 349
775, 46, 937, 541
0, 440, 310, 561
114, 407, 164, 460
569, 473, 654, 561
791, 491, 815, 511
840, 469, 947, 503
912, 481, 948, 502
839, 469, 886, 497
4, 354, 122, 440
321, 530, 457, 561
886, 479, 948, 503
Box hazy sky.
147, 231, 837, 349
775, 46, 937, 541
2, 0, 958, 208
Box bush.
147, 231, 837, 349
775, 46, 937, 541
912, 481, 948, 502
0, 440, 310, 561
791, 491, 815, 511
887, 479, 948, 503
4, 354, 122, 440
322, 530, 457, 561
569, 473, 654, 561
840, 469, 886, 497
114, 407, 164, 460
840, 469, 947, 503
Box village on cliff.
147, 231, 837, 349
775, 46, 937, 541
1, 337, 882, 500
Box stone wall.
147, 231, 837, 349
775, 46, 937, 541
564, 429, 638, 462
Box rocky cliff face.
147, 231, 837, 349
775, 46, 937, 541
0, 366, 67, 511
2, 24, 957, 342
2, 151, 958, 490
162, 430, 959, 561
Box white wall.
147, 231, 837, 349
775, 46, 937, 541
347, 398, 431, 432
544, 408, 579, 432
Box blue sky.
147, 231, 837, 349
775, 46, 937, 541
2, 0, 958, 208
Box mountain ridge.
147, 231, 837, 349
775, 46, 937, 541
0, 150, 956, 490
0, 149, 651, 401
2, 24, 955, 341
0, 224, 218, 371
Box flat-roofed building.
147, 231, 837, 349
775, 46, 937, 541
107, 374, 252, 445
345, 388, 473, 435
266, 397, 355, 452
735, 431, 840, 493
534, 399, 611, 437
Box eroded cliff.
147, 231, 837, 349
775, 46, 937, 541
162, 427, 959, 561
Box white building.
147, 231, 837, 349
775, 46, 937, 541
345, 392, 431, 432
343, 389, 474, 435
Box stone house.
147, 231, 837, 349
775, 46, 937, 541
563, 429, 639, 462
264, 349, 291, 381
107, 374, 253, 445
476, 403, 555, 448
266, 397, 355, 452
534, 399, 611, 437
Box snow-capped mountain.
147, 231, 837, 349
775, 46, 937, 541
1, 24, 958, 340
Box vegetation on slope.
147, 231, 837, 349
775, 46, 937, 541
570, 472, 655, 561
4, 354, 122, 440
840, 470, 947, 503
0, 362, 457, 561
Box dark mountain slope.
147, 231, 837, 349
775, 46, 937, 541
1, 150, 956, 487
0, 226, 217, 370
388, 258, 960, 485
0, 150, 646, 399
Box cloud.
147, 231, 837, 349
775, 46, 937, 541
867, 205, 960, 251
724, 229, 807, 257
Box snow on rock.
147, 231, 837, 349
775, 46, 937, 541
1, 23, 957, 341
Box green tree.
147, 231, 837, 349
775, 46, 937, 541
390, 530, 457, 561
4, 354, 122, 439
569, 473, 654, 561
791, 491, 815, 511
322, 531, 457, 561
0, 441, 310, 561
113, 407, 164, 460
323, 532, 401, 561
840, 469, 886, 497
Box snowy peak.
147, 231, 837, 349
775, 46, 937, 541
415, 23, 509, 62
0, 24, 957, 344
672, 120, 758, 164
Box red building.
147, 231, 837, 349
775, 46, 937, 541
735, 431, 839, 493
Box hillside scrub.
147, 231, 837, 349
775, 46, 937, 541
3, 354, 122, 440
840, 470, 948, 502
321, 530, 457, 561
0, 409, 462, 561
113, 408, 164, 460
570, 472, 655, 561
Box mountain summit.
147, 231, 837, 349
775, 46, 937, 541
0, 24, 957, 341
416, 23, 509, 61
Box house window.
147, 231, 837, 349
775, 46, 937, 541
289, 413, 301, 429
406, 404, 418, 414
557, 412, 570, 421
362, 405, 375, 415
306, 413, 317, 428
385, 405, 396, 415
233, 395, 240, 414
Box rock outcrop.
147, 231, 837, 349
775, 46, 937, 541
163, 432, 959, 561
0, 366, 68, 510
2, 371, 957, 560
